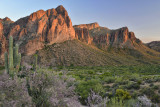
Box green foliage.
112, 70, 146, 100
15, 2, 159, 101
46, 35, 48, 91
103, 76, 115, 83
151, 94, 160, 103
76, 79, 104, 104
140, 88, 154, 98
115, 89, 131, 102
126, 82, 140, 90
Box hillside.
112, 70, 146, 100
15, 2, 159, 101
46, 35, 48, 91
22, 40, 160, 66
146, 41, 160, 52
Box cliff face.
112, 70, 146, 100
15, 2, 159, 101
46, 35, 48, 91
0, 5, 75, 59
74, 23, 142, 49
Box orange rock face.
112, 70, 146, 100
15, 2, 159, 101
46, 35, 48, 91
74, 23, 142, 49
0, 5, 143, 63
0, 5, 75, 57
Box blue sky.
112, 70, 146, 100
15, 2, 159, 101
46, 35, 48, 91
0, 0, 160, 43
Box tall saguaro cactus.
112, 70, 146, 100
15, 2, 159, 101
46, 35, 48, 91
4, 36, 21, 78
9, 36, 13, 69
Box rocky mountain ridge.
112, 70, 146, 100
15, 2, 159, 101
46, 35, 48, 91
0, 5, 160, 65
74, 23, 142, 49
146, 41, 160, 52
0, 5, 75, 60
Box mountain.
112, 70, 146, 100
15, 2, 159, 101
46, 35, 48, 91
0, 5, 75, 60
146, 41, 160, 52
74, 23, 141, 49
0, 5, 160, 66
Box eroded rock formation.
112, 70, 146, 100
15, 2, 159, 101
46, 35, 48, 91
74, 23, 142, 49
0, 5, 75, 60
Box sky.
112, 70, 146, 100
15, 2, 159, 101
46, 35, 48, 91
0, 0, 160, 43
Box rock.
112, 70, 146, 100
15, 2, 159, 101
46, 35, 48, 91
74, 23, 142, 49
0, 22, 7, 64
146, 41, 160, 52
0, 5, 75, 58
75, 28, 93, 44
74, 22, 99, 30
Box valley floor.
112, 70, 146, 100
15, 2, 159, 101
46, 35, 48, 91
0, 65, 160, 107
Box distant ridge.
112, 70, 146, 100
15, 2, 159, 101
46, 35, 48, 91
146, 41, 160, 52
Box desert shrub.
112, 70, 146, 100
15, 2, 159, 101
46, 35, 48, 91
112, 83, 119, 88
149, 83, 154, 87
102, 72, 112, 76
75, 79, 104, 104
137, 80, 142, 85
116, 89, 131, 102
153, 85, 159, 90
126, 82, 140, 90
115, 77, 129, 85
151, 94, 160, 103
86, 90, 108, 107
137, 95, 158, 107
103, 77, 115, 84
27, 70, 80, 107
0, 73, 33, 107
123, 99, 138, 107
140, 88, 154, 98
145, 79, 154, 83
131, 92, 138, 99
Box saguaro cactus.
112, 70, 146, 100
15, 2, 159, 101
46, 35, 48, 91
4, 52, 9, 74
4, 36, 21, 78
8, 36, 13, 69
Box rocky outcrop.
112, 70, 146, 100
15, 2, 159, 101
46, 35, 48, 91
74, 28, 93, 44
74, 23, 142, 49
74, 22, 99, 30
146, 41, 160, 52
0, 22, 7, 60
0, 5, 75, 59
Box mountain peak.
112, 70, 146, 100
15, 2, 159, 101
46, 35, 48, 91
0, 5, 75, 57
3, 17, 12, 21
55, 5, 68, 16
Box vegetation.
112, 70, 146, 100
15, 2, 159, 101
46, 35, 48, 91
1, 43, 160, 107
5, 36, 21, 79
0, 64, 160, 106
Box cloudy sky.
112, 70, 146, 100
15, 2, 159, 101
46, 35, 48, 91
0, 0, 160, 43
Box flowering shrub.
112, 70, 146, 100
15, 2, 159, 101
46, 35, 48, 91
0, 72, 33, 107
86, 90, 108, 107
26, 70, 81, 107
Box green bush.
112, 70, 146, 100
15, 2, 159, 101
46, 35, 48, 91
151, 95, 160, 103
76, 79, 104, 104
103, 77, 115, 84
153, 85, 159, 90
140, 88, 154, 98
116, 89, 131, 102
126, 82, 140, 90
